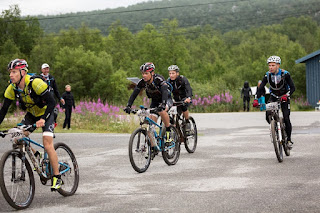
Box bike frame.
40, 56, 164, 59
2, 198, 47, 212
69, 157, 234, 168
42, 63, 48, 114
15, 136, 71, 180
137, 107, 176, 152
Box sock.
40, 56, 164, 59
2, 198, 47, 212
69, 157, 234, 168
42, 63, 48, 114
54, 174, 61, 179
166, 127, 170, 132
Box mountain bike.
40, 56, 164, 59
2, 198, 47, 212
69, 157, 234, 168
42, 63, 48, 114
266, 97, 291, 163
168, 101, 197, 153
128, 106, 180, 173
0, 124, 79, 210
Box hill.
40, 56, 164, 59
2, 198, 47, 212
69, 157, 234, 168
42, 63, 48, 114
37, 0, 320, 34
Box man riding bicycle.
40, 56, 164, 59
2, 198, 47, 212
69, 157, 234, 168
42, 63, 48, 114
0, 59, 63, 190
124, 62, 173, 143
167, 65, 193, 132
253, 56, 295, 148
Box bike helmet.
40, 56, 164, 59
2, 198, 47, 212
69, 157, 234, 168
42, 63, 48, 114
267, 56, 281, 64
7, 59, 28, 72
168, 65, 179, 72
140, 62, 155, 73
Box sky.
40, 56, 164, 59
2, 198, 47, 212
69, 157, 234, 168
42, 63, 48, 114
0, 0, 150, 16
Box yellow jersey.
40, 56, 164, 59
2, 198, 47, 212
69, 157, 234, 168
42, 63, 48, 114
4, 75, 49, 117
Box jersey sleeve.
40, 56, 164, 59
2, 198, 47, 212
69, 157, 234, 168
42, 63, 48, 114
4, 84, 16, 101
31, 78, 49, 95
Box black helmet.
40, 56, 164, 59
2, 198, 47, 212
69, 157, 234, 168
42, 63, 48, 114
140, 62, 155, 73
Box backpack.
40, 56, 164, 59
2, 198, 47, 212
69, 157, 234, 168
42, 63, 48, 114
13, 74, 48, 110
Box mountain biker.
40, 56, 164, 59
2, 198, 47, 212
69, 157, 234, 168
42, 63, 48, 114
167, 65, 193, 133
124, 62, 173, 145
253, 56, 295, 148
0, 59, 63, 190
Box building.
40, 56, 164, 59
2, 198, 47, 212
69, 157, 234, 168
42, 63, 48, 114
295, 49, 320, 107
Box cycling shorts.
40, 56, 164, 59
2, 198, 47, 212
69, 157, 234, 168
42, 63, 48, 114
21, 112, 55, 137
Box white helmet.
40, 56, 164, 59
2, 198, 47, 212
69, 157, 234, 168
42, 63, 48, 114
168, 65, 179, 72
267, 56, 281, 64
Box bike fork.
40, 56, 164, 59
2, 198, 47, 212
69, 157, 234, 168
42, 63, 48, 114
277, 121, 282, 142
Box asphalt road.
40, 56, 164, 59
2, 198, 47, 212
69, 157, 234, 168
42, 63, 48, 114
0, 111, 319, 213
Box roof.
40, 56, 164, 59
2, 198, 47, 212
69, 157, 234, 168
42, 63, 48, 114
126, 77, 140, 85
295, 49, 320, 64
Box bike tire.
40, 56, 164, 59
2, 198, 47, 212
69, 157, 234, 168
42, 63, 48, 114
161, 125, 181, 166
0, 150, 35, 210
54, 143, 79, 196
270, 120, 283, 162
128, 128, 151, 173
184, 116, 198, 153
280, 118, 290, 156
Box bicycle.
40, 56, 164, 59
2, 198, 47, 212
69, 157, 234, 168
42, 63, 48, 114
0, 124, 79, 210
266, 96, 291, 163
168, 101, 197, 153
128, 106, 180, 173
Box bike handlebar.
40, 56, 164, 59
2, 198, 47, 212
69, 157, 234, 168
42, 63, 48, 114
0, 124, 36, 138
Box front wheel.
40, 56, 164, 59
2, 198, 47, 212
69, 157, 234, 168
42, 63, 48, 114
128, 128, 152, 173
270, 120, 283, 162
184, 117, 198, 153
0, 150, 35, 210
162, 125, 180, 166
54, 143, 79, 196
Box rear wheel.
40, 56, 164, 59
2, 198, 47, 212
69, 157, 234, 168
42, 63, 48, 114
129, 128, 151, 173
54, 143, 79, 196
161, 125, 180, 165
270, 120, 283, 162
0, 150, 35, 210
184, 117, 198, 153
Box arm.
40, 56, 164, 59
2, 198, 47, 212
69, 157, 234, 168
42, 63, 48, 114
183, 77, 193, 98
40, 90, 56, 121
285, 73, 295, 96
0, 98, 12, 125
256, 76, 268, 98
51, 79, 62, 100
72, 94, 75, 109
127, 87, 141, 107
160, 83, 169, 105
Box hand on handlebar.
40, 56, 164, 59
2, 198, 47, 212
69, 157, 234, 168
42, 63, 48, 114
124, 106, 132, 114
280, 94, 288, 102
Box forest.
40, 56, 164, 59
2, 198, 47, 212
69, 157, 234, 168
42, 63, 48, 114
0, 0, 320, 108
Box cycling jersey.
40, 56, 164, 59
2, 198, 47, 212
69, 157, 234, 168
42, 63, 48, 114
0, 75, 56, 125
257, 69, 295, 98
127, 74, 171, 107
167, 75, 193, 102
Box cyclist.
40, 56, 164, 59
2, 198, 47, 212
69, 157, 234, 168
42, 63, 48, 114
0, 59, 63, 190
253, 56, 295, 148
124, 62, 173, 146
167, 65, 193, 133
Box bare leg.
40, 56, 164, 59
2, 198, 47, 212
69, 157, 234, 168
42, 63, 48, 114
43, 135, 59, 175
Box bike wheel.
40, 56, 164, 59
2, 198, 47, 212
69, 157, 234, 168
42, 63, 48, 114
129, 128, 151, 173
54, 143, 79, 196
184, 117, 198, 153
0, 150, 35, 210
162, 125, 180, 165
280, 118, 290, 156
270, 120, 283, 162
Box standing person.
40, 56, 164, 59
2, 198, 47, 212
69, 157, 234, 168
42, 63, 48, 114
124, 62, 173, 149
253, 55, 295, 148
241, 81, 252, 111
0, 59, 63, 190
62, 85, 75, 130
257, 80, 266, 111
40, 63, 65, 124
167, 65, 193, 132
